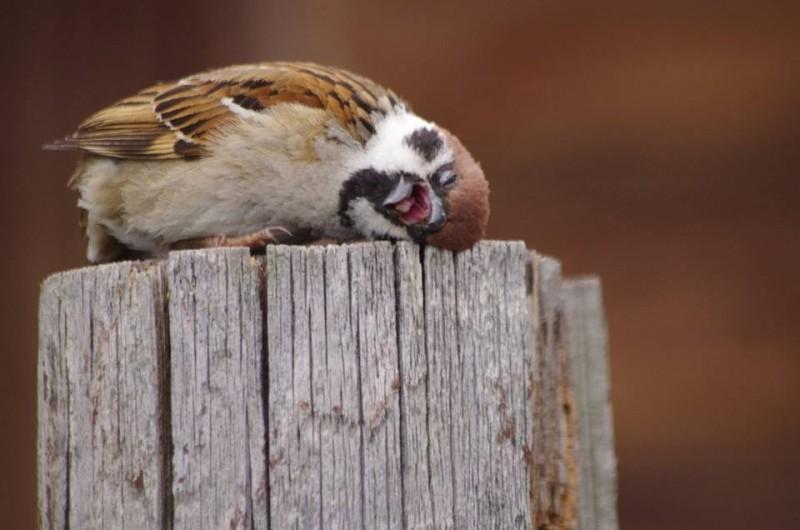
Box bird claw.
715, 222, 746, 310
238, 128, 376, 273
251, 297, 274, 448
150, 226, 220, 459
170, 226, 294, 252
226, 226, 293, 248
266, 226, 293, 239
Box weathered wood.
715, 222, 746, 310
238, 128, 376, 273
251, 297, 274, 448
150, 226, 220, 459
38, 241, 617, 529
394, 243, 432, 528
528, 254, 581, 528
38, 261, 168, 529
167, 248, 268, 529
450, 242, 535, 528
564, 278, 618, 530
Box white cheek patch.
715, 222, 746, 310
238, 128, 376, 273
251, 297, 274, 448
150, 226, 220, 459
347, 198, 410, 241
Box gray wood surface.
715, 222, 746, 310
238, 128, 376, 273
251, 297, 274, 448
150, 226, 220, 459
167, 249, 268, 529
38, 242, 617, 529
564, 278, 618, 530
450, 242, 534, 528
38, 261, 168, 529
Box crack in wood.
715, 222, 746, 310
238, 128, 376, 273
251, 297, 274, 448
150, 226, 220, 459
38, 243, 616, 530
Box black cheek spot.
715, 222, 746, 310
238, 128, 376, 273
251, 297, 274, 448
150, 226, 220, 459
338, 169, 415, 230
339, 169, 392, 225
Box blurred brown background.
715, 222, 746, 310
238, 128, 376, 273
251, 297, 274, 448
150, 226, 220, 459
2, 1, 799, 528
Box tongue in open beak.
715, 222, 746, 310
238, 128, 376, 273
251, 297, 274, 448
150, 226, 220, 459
384, 183, 432, 225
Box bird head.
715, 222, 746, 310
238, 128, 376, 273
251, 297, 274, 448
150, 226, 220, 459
339, 112, 489, 251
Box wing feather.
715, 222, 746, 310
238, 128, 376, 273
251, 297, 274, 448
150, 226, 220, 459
45, 62, 407, 161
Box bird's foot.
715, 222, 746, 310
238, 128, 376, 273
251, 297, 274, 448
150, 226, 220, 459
171, 226, 293, 251
218, 226, 293, 248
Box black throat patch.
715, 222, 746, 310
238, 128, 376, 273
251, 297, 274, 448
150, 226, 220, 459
405, 127, 443, 162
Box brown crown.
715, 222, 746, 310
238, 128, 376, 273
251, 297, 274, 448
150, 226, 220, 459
426, 130, 490, 251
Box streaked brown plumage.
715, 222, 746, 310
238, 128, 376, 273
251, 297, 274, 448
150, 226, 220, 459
46, 62, 489, 262
50, 63, 401, 161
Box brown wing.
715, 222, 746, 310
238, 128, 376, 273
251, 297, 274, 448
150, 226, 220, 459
45, 62, 407, 160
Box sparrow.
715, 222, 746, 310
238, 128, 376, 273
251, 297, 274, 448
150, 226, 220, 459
46, 62, 490, 262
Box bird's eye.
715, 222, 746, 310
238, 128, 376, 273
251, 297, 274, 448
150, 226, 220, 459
436, 169, 458, 188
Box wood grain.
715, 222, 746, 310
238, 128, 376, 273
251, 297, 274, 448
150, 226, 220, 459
564, 278, 618, 530
38, 242, 617, 529
167, 248, 267, 529
37, 261, 168, 529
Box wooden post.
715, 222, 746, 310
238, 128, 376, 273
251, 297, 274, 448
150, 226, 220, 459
37, 241, 617, 529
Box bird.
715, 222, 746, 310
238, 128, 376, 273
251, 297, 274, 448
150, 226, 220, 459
45, 62, 490, 263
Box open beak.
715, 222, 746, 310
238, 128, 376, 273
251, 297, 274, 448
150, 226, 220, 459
383, 178, 446, 230
384, 180, 432, 225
